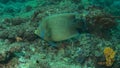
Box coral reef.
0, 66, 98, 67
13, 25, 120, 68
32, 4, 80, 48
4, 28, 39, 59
0, 0, 120, 68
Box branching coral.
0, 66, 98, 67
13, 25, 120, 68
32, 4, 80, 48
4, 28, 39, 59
103, 47, 116, 66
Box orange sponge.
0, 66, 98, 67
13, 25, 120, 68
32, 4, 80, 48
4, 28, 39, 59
103, 47, 116, 66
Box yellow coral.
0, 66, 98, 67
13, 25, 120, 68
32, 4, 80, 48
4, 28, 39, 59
103, 47, 116, 66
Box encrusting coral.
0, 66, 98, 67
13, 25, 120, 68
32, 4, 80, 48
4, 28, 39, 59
103, 47, 116, 66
